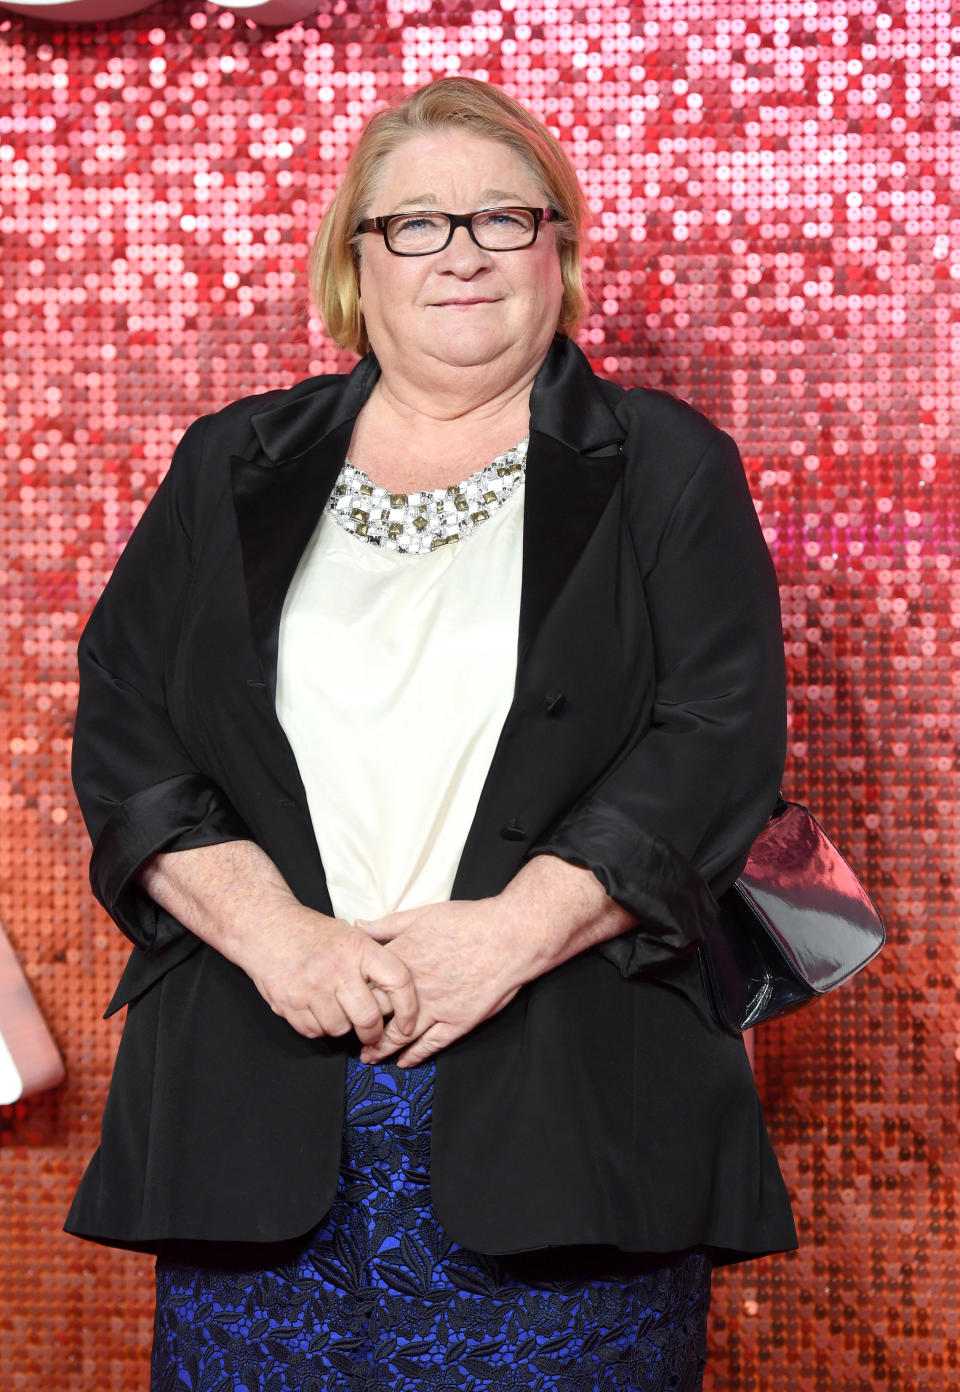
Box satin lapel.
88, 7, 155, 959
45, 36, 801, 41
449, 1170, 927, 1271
517, 430, 622, 663
449, 433, 623, 902
229, 354, 381, 698
450, 341, 627, 898
230, 419, 353, 698
516, 337, 627, 661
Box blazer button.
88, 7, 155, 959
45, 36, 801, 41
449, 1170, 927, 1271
545, 691, 566, 716
278, 798, 297, 809
500, 821, 526, 841
246, 678, 267, 689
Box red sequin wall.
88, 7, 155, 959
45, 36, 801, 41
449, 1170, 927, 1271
0, 0, 957, 1387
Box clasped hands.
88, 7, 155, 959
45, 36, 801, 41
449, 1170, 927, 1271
355, 900, 528, 1067
248, 896, 537, 1069
245, 856, 622, 1066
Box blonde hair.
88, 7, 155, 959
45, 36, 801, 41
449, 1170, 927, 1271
309, 77, 587, 354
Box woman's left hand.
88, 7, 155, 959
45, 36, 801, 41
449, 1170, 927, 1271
355, 856, 634, 1066
355, 898, 531, 1068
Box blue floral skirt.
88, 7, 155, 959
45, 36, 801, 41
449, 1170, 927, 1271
151, 1054, 711, 1391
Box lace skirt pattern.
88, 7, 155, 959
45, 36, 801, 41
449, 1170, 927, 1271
151, 1054, 712, 1392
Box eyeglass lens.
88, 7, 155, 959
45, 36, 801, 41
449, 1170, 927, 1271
386, 208, 537, 254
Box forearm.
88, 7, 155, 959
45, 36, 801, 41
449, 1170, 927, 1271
138, 839, 311, 973
140, 841, 419, 1043
496, 852, 636, 981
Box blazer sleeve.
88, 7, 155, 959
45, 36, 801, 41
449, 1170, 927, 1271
72, 415, 252, 955
530, 429, 786, 978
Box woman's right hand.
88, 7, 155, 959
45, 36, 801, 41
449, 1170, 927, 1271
237, 903, 420, 1044
140, 841, 417, 1044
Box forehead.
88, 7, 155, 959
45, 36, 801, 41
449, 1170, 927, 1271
370, 130, 544, 208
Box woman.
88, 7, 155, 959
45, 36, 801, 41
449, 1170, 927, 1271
67, 77, 796, 1390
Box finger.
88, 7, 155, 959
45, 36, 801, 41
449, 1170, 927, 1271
370, 985, 393, 1017
284, 1009, 326, 1041
397, 1022, 460, 1068
354, 915, 396, 942
263, 994, 327, 1040
379, 973, 419, 1037
359, 1015, 423, 1064
355, 918, 390, 939
356, 908, 420, 942
335, 981, 385, 1045
359, 1038, 399, 1065
365, 946, 419, 1036
311, 1002, 353, 1037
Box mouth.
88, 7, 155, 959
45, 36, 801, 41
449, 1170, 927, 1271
431, 298, 500, 307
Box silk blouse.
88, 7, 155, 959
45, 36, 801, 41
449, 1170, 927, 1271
275, 465, 525, 925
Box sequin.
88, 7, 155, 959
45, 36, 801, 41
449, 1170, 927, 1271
1, 1, 957, 1386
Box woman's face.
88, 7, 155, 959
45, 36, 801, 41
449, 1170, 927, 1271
356, 130, 565, 387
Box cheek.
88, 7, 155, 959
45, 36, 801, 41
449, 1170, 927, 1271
358, 261, 421, 317
528, 256, 563, 308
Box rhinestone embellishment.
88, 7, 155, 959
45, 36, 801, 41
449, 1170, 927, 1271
326, 440, 528, 555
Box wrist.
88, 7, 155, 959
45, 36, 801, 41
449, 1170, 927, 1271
493, 869, 565, 979
497, 854, 635, 978
139, 841, 311, 968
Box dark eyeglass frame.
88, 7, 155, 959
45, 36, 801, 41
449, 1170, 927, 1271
354, 206, 559, 256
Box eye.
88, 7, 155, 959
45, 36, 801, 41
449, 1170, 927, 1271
478, 208, 530, 229
388, 213, 446, 235
389, 212, 442, 232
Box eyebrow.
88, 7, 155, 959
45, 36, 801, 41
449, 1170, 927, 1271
389, 189, 532, 210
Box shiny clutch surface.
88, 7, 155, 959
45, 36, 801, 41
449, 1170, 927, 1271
700, 800, 886, 1033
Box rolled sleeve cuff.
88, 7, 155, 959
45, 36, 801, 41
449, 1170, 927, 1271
529, 800, 719, 978
89, 772, 252, 953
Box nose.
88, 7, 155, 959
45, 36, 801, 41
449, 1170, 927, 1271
437, 222, 491, 273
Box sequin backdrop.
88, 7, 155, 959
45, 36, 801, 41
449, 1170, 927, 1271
0, 0, 957, 1387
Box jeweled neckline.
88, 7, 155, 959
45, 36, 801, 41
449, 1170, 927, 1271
325, 439, 528, 556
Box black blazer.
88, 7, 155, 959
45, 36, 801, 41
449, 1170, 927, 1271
66, 337, 797, 1262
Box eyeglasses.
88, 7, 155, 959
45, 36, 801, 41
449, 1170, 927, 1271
354, 206, 559, 257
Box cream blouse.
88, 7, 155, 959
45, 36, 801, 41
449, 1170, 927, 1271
275, 450, 526, 925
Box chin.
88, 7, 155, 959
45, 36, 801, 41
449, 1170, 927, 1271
426, 329, 516, 370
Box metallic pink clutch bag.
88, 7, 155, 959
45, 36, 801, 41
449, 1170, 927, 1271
700, 799, 886, 1033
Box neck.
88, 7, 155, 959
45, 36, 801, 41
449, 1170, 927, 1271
372, 367, 536, 437
348, 352, 543, 492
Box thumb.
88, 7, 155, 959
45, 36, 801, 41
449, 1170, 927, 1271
356, 908, 419, 941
